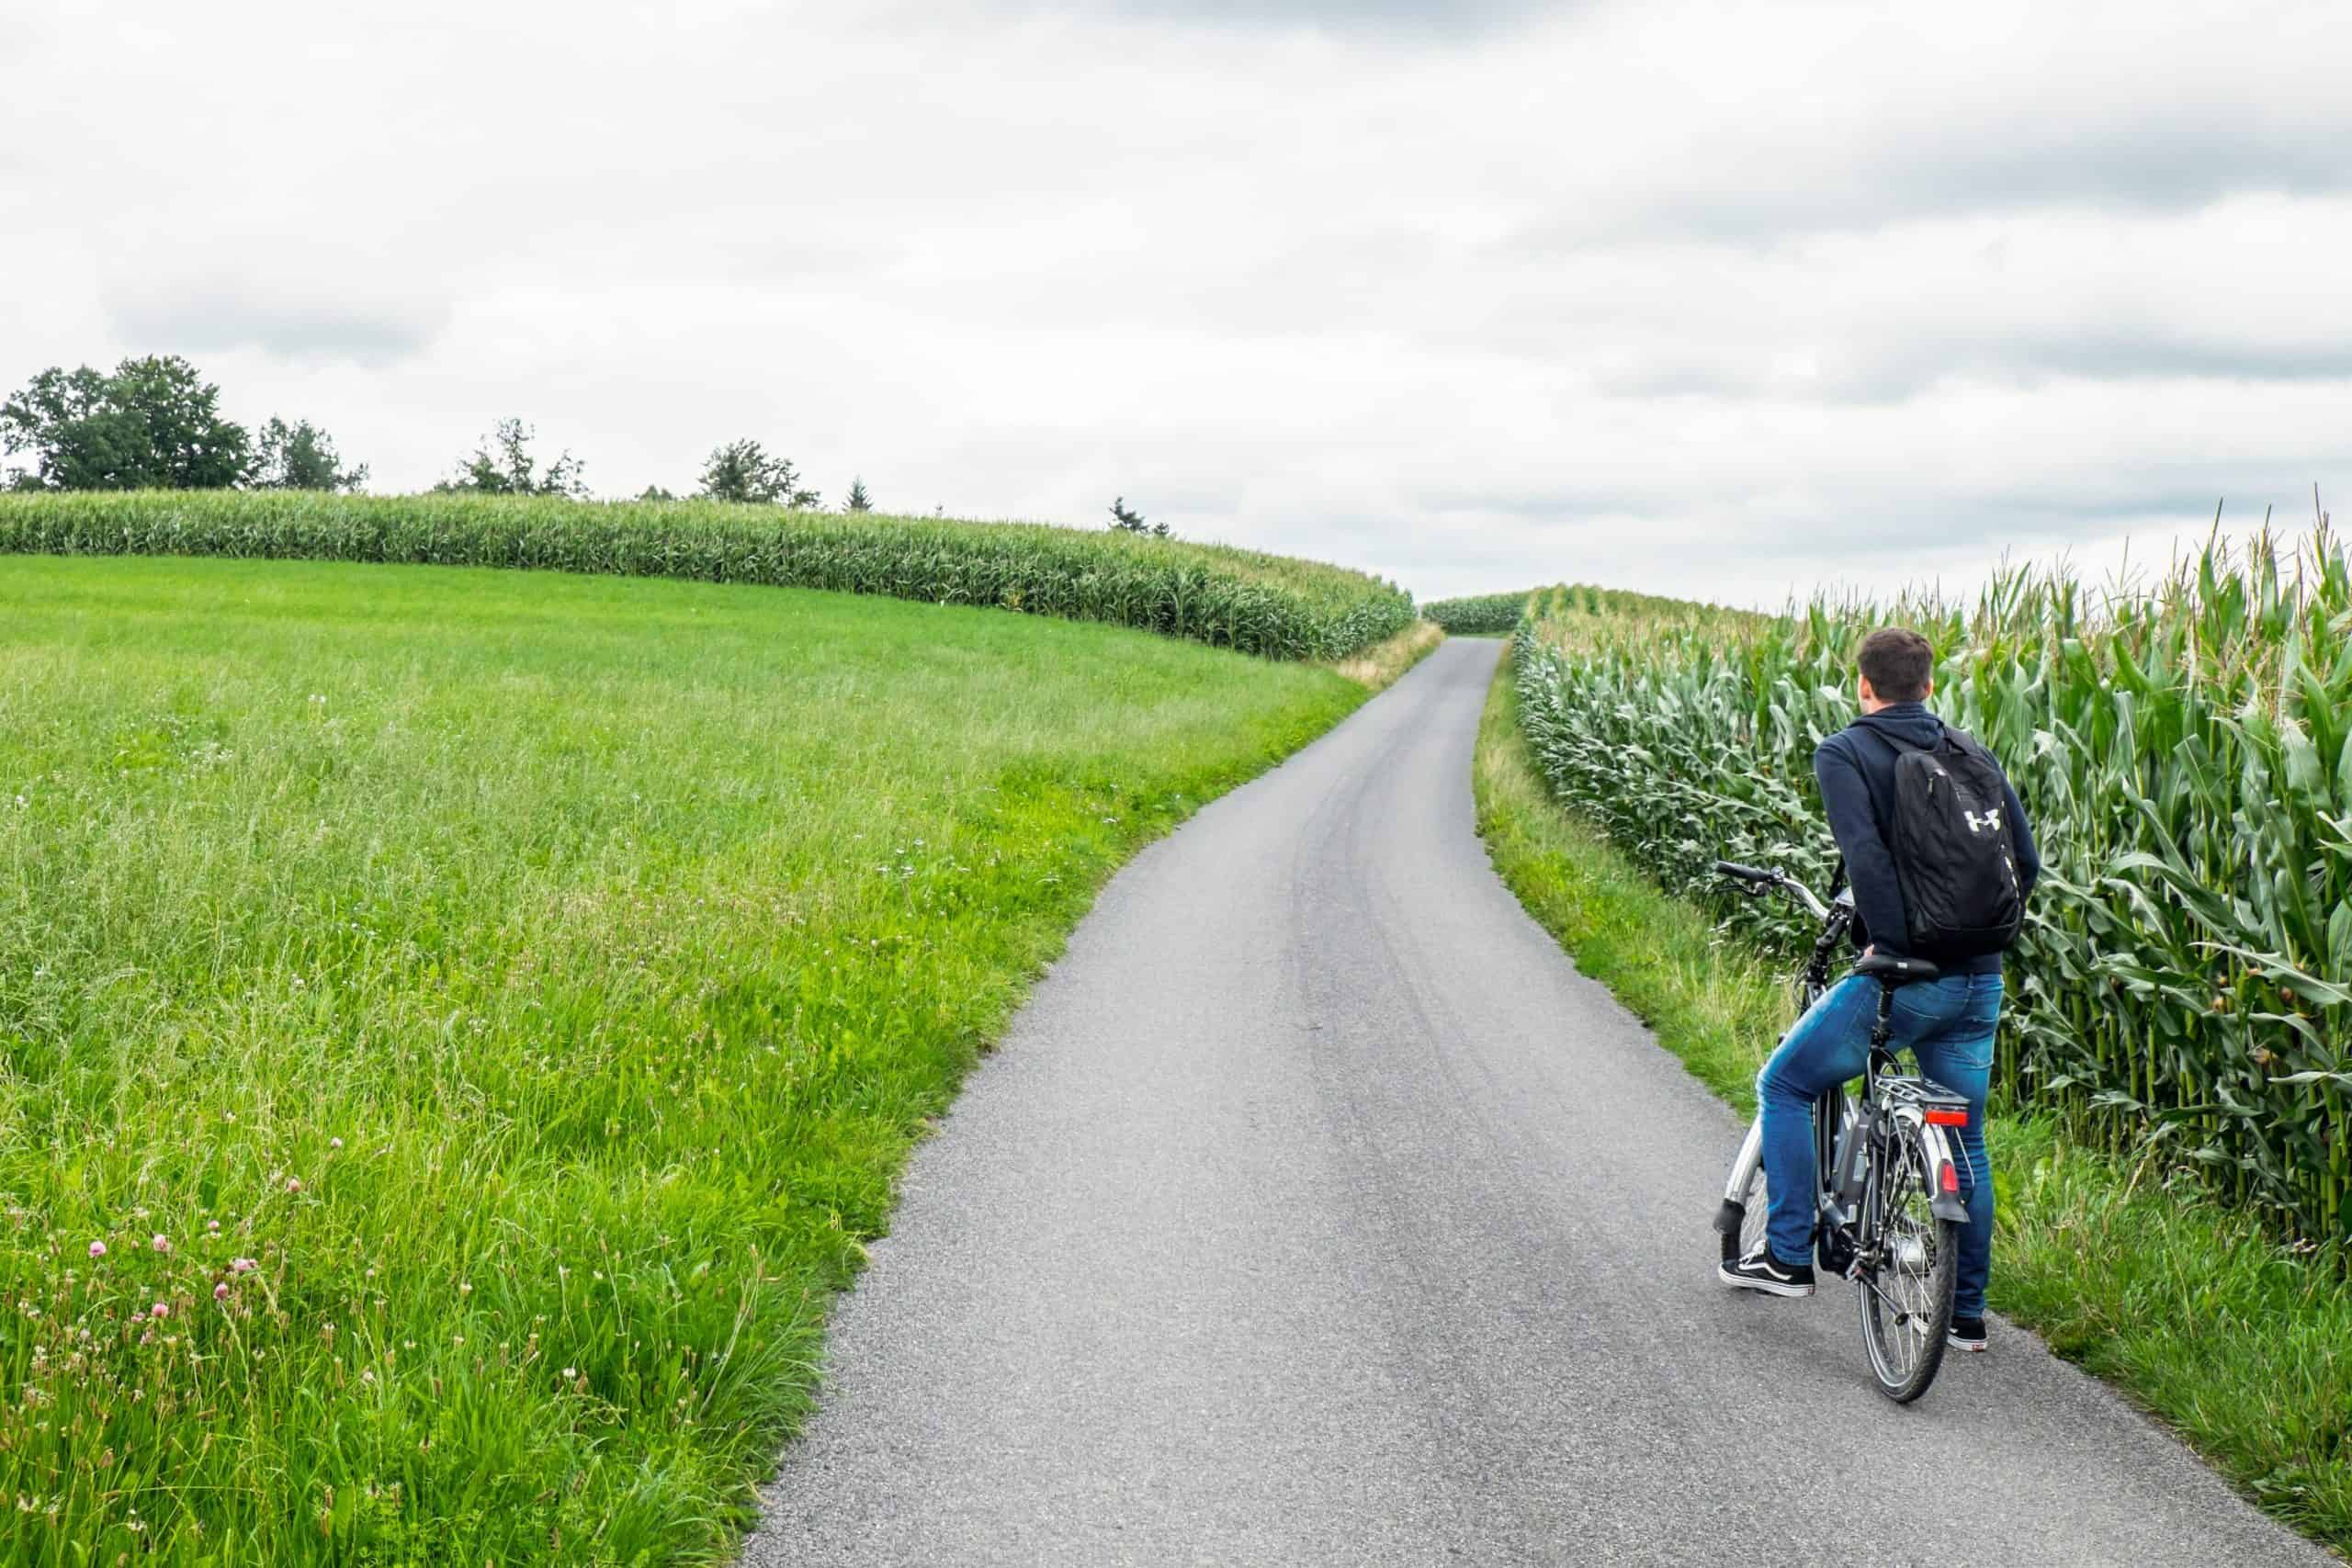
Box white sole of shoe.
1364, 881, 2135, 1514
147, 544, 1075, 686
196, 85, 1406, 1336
1717, 1265, 1814, 1298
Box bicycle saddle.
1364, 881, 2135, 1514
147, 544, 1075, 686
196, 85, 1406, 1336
1855, 953, 1941, 986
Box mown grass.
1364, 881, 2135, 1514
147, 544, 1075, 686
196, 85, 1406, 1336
0, 491, 1418, 661
1475, 650, 2352, 1558
0, 555, 1374, 1563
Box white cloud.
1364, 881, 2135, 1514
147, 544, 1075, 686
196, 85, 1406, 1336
3, 0, 2346, 606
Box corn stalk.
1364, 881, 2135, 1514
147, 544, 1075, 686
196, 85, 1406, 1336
1511, 530, 2352, 1243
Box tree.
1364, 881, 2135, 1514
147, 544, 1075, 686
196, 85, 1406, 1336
1108, 496, 1170, 538
434, 419, 587, 497
843, 476, 873, 513
1, 355, 252, 491
638, 484, 677, 502
253, 417, 368, 491
696, 439, 819, 507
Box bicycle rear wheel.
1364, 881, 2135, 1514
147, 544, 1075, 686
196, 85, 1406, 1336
1855, 1129, 1958, 1403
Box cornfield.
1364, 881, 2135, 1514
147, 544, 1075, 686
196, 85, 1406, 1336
0, 491, 1416, 661
1511, 532, 2352, 1245
1422, 591, 1536, 635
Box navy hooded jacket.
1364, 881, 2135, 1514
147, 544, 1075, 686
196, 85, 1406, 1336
1813, 703, 2041, 976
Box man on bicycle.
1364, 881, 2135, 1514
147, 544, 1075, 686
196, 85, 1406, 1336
1720, 627, 2040, 1355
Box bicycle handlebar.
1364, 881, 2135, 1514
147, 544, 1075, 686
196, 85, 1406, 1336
1712, 856, 1833, 921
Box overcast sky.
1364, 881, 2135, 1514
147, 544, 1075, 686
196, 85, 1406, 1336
5, 0, 2346, 606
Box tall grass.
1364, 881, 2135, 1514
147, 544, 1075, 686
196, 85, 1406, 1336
0, 556, 1371, 1563
1511, 529, 2352, 1247
0, 491, 1417, 661
1420, 591, 1535, 635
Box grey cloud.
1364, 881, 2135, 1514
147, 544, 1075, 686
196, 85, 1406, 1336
1627, 132, 2352, 243
1091, 0, 1558, 34
2003, 331, 2352, 384
105, 277, 447, 367
1418, 482, 1665, 519
1398, 473, 2325, 583
1590, 331, 2352, 408
12, 0, 2349, 613
1846, 331, 2352, 404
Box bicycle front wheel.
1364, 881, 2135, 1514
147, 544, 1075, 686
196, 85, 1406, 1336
1855, 1129, 1958, 1403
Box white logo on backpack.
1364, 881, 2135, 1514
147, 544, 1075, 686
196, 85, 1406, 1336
1964, 807, 2001, 836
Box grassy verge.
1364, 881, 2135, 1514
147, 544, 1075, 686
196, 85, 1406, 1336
1330, 618, 1444, 689
1474, 650, 2352, 1557
0, 555, 1377, 1564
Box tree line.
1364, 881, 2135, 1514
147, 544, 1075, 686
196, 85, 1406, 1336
1, 354, 1164, 534
0, 355, 876, 514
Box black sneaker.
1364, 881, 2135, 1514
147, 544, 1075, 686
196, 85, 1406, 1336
1719, 1243, 1815, 1297
1949, 1316, 1988, 1352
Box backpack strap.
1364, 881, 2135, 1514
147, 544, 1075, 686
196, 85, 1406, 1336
1853, 719, 1937, 759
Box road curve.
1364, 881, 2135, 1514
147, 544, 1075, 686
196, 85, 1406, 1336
747, 637, 2326, 1568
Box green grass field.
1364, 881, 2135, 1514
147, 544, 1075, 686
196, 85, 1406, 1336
0, 556, 1373, 1563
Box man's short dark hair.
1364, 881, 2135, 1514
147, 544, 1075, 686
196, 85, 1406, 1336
1858, 627, 1934, 703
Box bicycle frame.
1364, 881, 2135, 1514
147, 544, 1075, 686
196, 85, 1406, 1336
1712, 866, 1973, 1270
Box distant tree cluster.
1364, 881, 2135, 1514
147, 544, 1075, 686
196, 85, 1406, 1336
1109, 496, 1170, 537
255, 417, 368, 491
3, 354, 889, 515
0, 355, 363, 494
434, 418, 588, 498
697, 438, 819, 507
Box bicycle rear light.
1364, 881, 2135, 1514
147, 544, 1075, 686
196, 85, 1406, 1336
1923, 1108, 1968, 1126
1939, 1162, 1962, 1194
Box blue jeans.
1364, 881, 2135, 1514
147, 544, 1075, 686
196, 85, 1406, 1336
1756, 971, 2001, 1318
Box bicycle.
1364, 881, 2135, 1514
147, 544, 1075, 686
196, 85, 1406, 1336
1708, 859, 1976, 1403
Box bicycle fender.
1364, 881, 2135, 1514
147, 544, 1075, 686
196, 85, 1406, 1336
1913, 1121, 1973, 1224
1719, 1119, 1765, 1213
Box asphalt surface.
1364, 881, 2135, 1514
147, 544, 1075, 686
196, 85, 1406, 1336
747, 637, 2330, 1567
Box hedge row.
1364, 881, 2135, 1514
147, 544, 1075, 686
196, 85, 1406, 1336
0, 491, 1417, 661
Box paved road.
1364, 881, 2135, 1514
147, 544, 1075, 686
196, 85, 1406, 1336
748, 637, 2328, 1567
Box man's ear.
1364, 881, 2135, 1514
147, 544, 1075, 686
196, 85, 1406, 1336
1857, 673, 1876, 705
1920, 677, 1935, 702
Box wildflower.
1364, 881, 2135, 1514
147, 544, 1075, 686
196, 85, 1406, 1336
214, 1283, 230, 1302
230, 1258, 257, 1274
151, 1303, 168, 1319
87, 1241, 106, 1259
152, 1235, 171, 1254
330, 1137, 344, 1151
286, 1178, 302, 1194
561, 1367, 576, 1380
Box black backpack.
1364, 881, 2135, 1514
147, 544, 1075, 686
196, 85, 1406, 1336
1879, 727, 2024, 959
